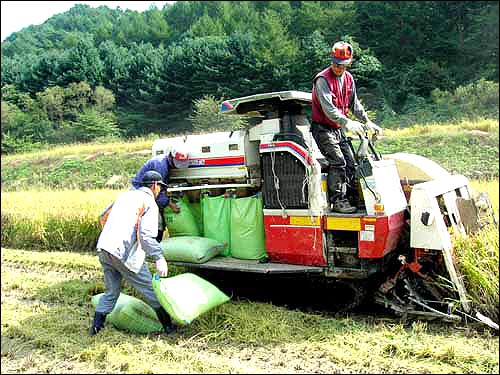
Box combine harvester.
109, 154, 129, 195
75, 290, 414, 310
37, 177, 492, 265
152, 91, 497, 328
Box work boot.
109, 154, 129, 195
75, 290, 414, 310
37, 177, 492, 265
90, 311, 107, 336
347, 194, 363, 210
331, 198, 357, 214
154, 307, 177, 335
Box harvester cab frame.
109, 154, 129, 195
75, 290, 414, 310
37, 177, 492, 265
151, 90, 497, 327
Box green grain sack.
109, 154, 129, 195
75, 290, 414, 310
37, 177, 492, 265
202, 194, 232, 256
190, 202, 203, 234
152, 273, 230, 326
164, 197, 201, 236
91, 293, 162, 334
230, 194, 267, 260
160, 236, 226, 263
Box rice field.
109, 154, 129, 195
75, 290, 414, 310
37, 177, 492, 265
1, 179, 498, 320
1, 189, 121, 251
1, 247, 499, 374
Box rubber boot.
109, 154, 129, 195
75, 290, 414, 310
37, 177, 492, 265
154, 307, 176, 334
90, 311, 107, 336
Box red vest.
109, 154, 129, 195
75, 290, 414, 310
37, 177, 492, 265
312, 67, 353, 129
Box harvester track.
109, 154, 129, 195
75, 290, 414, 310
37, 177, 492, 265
189, 269, 375, 315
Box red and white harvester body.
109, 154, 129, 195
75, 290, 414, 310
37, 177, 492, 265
152, 91, 497, 326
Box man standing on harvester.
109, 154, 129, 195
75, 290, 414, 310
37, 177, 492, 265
91, 171, 176, 336
311, 41, 382, 214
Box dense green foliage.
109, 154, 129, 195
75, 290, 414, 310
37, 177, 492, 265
1, 82, 119, 152
1, 1, 498, 153
189, 95, 250, 132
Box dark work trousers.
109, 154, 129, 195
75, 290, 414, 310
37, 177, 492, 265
311, 122, 357, 204
95, 250, 162, 314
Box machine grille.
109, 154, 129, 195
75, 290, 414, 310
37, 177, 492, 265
261, 152, 308, 209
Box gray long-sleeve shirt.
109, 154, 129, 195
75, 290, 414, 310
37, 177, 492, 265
314, 74, 369, 126
97, 187, 165, 268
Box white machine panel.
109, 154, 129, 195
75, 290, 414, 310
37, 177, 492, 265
152, 130, 258, 183
409, 175, 470, 250
408, 174, 472, 312
360, 159, 408, 216
248, 118, 280, 142
384, 152, 451, 182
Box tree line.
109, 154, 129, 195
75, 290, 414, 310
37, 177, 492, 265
1, 1, 498, 153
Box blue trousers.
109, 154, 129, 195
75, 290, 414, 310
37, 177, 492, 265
95, 250, 161, 314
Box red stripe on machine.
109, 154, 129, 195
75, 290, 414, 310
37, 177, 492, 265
189, 155, 245, 167
260, 141, 314, 166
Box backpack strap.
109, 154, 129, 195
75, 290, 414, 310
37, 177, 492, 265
99, 201, 114, 226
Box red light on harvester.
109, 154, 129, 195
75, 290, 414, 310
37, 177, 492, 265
220, 101, 234, 112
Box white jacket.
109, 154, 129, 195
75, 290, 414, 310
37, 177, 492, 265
97, 187, 165, 273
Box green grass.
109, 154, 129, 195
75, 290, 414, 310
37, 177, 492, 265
375, 119, 499, 178
0, 134, 160, 191
1, 135, 158, 162
1, 152, 150, 191
1, 248, 498, 374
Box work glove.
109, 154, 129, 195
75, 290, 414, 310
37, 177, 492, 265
366, 120, 382, 138
344, 119, 365, 136
155, 258, 168, 277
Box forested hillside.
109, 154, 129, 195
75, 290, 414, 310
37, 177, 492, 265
1, 1, 498, 153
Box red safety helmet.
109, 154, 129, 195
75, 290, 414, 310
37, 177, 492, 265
331, 41, 353, 65
173, 149, 188, 161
